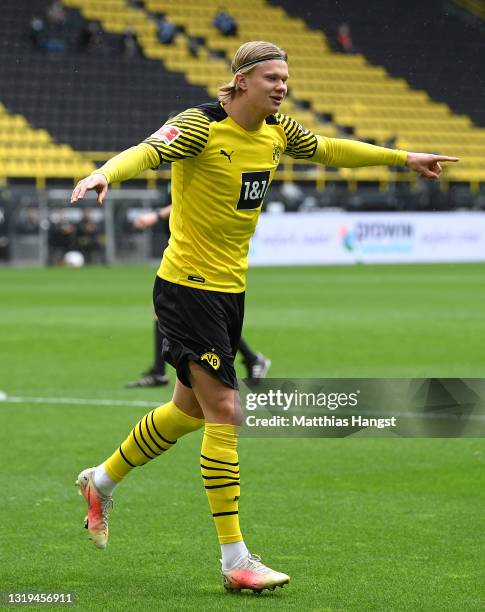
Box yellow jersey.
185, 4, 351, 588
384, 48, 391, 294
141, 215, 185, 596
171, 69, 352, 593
95, 101, 407, 292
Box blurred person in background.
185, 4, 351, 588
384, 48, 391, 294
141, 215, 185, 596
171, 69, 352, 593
44, 0, 66, 54
157, 16, 177, 45
121, 25, 141, 58
75, 208, 105, 264
16, 207, 40, 236
336, 23, 356, 54
46, 1, 67, 27
187, 36, 200, 57
47, 210, 76, 265
0, 205, 9, 261
29, 16, 46, 51
78, 21, 104, 54
213, 8, 238, 37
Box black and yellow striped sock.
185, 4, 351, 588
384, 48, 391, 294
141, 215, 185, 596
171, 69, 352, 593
105, 400, 204, 481
201, 423, 242, 544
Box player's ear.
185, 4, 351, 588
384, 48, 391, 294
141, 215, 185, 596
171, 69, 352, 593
235, 73, 248, 92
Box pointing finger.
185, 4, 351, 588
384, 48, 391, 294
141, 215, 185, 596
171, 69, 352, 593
434, 156, 459, 162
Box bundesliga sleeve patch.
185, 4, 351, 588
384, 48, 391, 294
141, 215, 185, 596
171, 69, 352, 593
151, 125, 182, 145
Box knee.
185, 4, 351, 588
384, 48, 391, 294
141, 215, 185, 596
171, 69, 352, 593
189, 363, 243, 425
210, 394, 243, 426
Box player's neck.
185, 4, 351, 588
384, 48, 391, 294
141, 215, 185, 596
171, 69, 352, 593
223, 99, 265, 132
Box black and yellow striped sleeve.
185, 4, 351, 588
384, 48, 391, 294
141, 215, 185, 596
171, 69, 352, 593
275, 113, 318, 159
143, 108, 210, 165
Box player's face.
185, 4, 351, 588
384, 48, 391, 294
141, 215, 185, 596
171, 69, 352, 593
243, 60, 288, 116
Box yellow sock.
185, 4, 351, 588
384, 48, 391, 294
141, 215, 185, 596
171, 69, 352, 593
201, 423, 242, 544
105, 400, 204, 481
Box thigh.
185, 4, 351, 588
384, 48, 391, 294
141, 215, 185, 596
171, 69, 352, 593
227, 291, 245, 358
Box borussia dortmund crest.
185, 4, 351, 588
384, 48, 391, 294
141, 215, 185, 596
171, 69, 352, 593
272, 142, 281, 163
200, 351, 221, 370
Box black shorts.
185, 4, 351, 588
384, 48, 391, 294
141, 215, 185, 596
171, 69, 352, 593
153, 276, 245, 389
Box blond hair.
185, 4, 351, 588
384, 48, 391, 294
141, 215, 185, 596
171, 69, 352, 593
218, 41, 287, 104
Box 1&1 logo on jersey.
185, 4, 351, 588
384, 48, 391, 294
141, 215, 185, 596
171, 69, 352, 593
237, 170, 271, 210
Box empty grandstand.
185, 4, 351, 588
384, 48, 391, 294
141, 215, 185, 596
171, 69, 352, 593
1, 0, 484, 265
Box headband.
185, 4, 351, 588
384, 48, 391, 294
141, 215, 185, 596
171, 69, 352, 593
233, 54, 287, 73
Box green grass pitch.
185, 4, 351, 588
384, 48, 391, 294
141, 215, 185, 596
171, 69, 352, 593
0, 263, 484, 611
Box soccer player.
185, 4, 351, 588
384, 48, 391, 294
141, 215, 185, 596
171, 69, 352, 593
70, 40, 458, 593
127, 205, 271, 388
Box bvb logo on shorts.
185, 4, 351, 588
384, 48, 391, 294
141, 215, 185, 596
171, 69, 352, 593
200, 351, 221, 370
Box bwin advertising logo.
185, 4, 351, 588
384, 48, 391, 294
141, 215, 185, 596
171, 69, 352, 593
340, 222, 414, 254
340, 226, 354, 251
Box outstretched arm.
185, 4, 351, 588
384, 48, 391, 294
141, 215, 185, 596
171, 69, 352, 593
70, 144, 159, 204
313, 136, 458, 177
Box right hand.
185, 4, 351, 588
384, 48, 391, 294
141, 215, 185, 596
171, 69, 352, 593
405, 153, 459, 179
71, 173, 109, 205
133, 211, 159, 229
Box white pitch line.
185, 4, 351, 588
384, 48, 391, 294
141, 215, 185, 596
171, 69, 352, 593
0, 395, 157, 408
0, 394, 484, 421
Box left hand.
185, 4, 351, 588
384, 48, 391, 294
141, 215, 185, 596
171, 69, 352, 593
406, 153, 459, 179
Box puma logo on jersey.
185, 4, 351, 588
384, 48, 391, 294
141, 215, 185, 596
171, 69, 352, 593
220, 149, 234, 163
